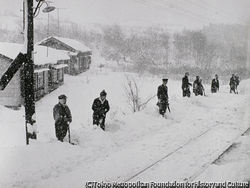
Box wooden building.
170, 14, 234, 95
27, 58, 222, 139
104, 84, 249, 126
0, 42, 70, 107
37, 36, 92, 75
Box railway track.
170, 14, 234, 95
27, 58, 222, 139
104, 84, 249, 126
124, 124, 250, 182
188, 126, 250, 181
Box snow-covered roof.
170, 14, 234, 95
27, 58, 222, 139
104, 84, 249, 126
34, 68, 50, 73
38, 36, 91, 52
0, 42, 70, 65
34, 45, 70, 65
0, 42, 23, 60
52, 64, 68, 69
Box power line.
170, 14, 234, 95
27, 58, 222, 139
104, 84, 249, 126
134, 0, 212, 25
155, 0, 212, 22
198, 0, 245, 24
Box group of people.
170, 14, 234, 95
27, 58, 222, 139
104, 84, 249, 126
181, 72, 217, 98
53, 90, 110, 142
53, 72, 240, 142
156, 72, 240, 117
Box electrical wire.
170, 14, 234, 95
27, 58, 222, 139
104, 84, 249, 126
198, 0, 244, 24
155, 0, 212, 22
134, 0, 212, 24
134, 0, 245, 27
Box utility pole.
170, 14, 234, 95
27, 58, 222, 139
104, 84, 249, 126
0, 0, 55, 145
24, 0, 37, 144
247, 27, 250, 75
56, 8, 66, 38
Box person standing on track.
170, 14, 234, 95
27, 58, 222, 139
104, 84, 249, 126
92, 90, 110, 131
53, 94, 72, 142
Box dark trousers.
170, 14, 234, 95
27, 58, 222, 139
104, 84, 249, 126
55, 121, 68, 141
158, 101, 167, 115
211, 88, 218, 93
194, 89, 203, 96
230, 85, 236, 93
93, 114, 106, 130
183, 89, 190, 97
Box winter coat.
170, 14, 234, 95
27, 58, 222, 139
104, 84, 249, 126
235, 76, 240, 86
211, 78, 219, 92
193, 79, 204, 95
229, 76, 235, 86
53, 103, 72, 126
92, 97, 110, 117
157, 84, 168, 101
182, 75, 192, 91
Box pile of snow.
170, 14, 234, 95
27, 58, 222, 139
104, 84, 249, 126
0, 68, 249, 187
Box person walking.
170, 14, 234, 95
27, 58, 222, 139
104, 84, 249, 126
182, 72, 192, 97
92, 90, 110, 131
211, 74, 219, 93
157, 78, 169, 117
53, 94, 72, 142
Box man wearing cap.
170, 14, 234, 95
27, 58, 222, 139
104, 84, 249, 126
182, 72, 192, 97
92, 90, 110, 130
193, 76, 204, 96
157, 78, 169, 116
229, 74, 236, 93
211, 74, 219, 93
53, 94, 72, 142
235, 73, 240, 94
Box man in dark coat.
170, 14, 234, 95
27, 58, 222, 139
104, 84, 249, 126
229, 74, 236, 93
157, 78, 169, 116
211, 74, 219, 93
92, 90, 110, 131
53, 94, 72, 142
235, 73, 240, 94
182, 72, 192, 97
193, 76, 204, 96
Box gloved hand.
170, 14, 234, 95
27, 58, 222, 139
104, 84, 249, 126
99, 109, 106, 115
64, 118, 71, 123
166, 101, 169, 106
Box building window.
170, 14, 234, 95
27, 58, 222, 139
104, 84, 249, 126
34, 72, 45, 90
57, 69, 63, 81
52, 69, 58, 83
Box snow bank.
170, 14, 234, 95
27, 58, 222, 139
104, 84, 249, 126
0, 68, 249, 187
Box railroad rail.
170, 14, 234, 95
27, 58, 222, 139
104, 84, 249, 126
124, 124, 250, 182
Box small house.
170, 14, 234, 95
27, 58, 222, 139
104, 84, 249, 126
37, 36, 92, 75
0, 42, 70, 107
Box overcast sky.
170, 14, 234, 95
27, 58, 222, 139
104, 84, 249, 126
1, 0, 250, 31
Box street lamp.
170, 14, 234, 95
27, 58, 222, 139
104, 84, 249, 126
23, 0, 55, 145
33, 1, 55, 57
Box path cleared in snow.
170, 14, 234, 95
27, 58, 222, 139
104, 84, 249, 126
0, 68, 249, 187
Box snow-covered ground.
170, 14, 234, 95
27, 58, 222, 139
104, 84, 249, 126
0, 67, 249, 188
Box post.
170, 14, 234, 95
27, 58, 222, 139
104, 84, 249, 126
24, 0, 37, 145
246, 26, 250, 77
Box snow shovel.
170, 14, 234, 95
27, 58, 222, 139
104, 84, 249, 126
67, 123, 74, 145
99, 117, 105, 131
